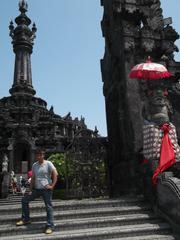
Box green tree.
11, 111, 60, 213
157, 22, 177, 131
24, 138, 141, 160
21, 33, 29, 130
48, 153, 66, 182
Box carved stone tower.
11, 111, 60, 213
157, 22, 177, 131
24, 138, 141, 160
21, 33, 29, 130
101, 0, 180, 196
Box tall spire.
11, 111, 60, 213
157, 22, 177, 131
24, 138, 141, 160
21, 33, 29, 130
9, 0, 37, 96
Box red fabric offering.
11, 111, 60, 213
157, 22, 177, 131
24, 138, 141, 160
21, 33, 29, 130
152, 123, 176, 185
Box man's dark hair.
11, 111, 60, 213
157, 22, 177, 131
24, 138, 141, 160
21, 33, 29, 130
35, 148, 46, 154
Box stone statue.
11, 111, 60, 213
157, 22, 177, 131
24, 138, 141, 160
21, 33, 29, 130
1, 154, 10, 198
2, 154, 9, 173
141, 87, 180, 205
150, 94, 170, 123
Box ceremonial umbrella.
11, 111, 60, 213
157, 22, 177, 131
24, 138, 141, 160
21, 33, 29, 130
129, 57, 172, 80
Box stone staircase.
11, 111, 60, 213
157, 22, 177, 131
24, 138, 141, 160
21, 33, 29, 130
0, 195, 178, 239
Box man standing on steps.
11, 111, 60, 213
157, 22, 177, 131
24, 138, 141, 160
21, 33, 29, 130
16, 149, 58, 234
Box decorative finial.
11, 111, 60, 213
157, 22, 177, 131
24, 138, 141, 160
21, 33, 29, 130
32, 23, 37, 34
9, 20, 14, 38
146, 56, 152, 63
49, 106, 54, 114
19, 0, 28, 13
30, 22, 37, 42
94, 126, 99, 136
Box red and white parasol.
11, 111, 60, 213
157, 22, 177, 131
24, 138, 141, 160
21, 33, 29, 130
129, 57, 172, 80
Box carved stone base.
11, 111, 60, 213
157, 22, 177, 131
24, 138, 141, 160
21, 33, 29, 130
157, 172, 180, 234
1, 173, 10, 198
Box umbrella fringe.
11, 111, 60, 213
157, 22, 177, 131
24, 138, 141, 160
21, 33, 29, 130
129, 70, 172, 80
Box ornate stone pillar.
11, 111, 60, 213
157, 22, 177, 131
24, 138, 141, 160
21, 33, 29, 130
9, 0, 36, 96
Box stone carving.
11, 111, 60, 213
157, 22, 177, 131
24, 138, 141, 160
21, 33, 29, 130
147, 1, 164, 31
161, 26, 179, 61
141, 38, 155, 53
113, 0, 137, 14
2, 154, 9, 172
142, 88, 172, 125
157, 172, 180, 232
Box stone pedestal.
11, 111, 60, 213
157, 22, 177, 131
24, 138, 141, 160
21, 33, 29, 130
1, 173, 10, 198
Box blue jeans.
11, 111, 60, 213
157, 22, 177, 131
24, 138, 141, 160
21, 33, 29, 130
21, 189, 54, 228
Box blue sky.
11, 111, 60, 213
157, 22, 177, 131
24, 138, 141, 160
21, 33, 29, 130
161, 0, 180, 61
0, 1, 179, 137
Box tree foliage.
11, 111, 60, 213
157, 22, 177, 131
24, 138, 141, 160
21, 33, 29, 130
48, 153, 66, 181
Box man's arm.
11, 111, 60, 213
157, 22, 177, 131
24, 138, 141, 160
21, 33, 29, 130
51, 168, 58, 188
29, 174, 35, 192
46, 168, 58, 190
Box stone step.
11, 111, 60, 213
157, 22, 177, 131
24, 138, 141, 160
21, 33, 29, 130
0, 223, 172, 240
0, 213, 164, 236
0, 198, 149, 214
0, 196, 42, 205
0, 199, 41, 205
0, 205, 152, 223
105, 235, 176, 240
0, 196, 176, 239
0, 195, 144, 204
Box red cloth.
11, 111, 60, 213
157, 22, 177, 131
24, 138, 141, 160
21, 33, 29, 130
141, 159, 149, 165
27, 170, 33, 178
152, 123, 176, 185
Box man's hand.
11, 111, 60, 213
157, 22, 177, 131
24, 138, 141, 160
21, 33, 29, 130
44, 169, 58, 190
45, 184, 53, 190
